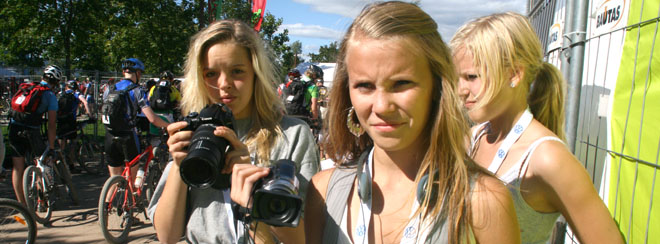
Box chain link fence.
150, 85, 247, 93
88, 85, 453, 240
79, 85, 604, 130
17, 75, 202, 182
529, 0, 659, 243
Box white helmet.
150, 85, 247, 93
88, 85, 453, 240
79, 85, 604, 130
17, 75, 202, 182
43, 65, 63, 82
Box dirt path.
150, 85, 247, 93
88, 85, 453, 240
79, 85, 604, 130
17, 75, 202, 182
1, 169, 165, 243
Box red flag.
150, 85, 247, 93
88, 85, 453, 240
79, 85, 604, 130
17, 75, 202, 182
251, 0, 267, 31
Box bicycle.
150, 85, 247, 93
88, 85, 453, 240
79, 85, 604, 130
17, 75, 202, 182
0, 197, 37, 244
98, 132, 168, 244
61, 117, 104, 174
22, 145, 80, 225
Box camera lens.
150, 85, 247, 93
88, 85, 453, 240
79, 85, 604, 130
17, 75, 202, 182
179, 124, 229, 189
253, 189, 301, 223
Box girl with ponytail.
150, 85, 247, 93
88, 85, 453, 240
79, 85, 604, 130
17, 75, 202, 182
450, 12, 622, 243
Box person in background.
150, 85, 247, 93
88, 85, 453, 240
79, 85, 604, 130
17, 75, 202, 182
8, 65, 62, 204
149, 19, 318, 244
305, 2, 520, 243
451, 12, 623, 243
57, 80, 92, 173
147, 70, 181, 145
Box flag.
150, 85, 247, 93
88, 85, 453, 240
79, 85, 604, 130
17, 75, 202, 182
251, 0, 267, 31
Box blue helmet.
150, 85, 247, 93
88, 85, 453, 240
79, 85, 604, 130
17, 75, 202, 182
121, 58, 145, 72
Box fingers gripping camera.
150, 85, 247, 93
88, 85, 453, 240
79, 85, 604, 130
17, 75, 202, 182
179, 103, 236, 189
250, 159, 303, 227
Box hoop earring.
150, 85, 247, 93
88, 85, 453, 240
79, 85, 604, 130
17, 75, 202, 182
346, 107, 364, 137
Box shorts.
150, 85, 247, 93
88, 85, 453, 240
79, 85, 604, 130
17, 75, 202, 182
8, 123, 45, 159
136, 116, 150, 134
57, 117, 77, 139
104, 130, 139, 167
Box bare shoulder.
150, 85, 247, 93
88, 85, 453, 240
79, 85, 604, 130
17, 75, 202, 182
470, 173, 521, 244
527, 139, 580, 179
471, 173, 510, 203
309, 168, 337, 200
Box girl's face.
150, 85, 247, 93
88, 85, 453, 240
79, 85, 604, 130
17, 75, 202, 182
455, 48, 513, 123
346, 38, 433, 153
202, 42, 255, 119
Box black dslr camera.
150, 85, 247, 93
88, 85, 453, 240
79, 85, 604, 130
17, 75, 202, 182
249, 159, 303, 227
179, 103, 235, 189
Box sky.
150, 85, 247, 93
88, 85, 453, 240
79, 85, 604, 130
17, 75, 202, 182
267, 0, 528, 58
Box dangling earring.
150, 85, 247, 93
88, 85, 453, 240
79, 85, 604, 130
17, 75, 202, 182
346, 107, 364, 137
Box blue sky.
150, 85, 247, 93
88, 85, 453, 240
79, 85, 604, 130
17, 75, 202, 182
267, 0, 528, 57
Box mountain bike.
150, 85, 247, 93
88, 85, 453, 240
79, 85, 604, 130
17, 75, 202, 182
22, 145, 80, 225
98, 132, 168, 244
0, 198, 37, 244
61, 117, 104, 174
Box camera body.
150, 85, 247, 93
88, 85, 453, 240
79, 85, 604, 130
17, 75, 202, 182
179, 103, 235, 189
250, 159, 303, 227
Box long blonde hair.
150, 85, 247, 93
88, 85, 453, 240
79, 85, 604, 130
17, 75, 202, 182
181, 20, 283, 165
450, 12, 566, 140
323, 2, 476, 242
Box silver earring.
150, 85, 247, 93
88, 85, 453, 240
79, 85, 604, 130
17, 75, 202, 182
346, 107, 364, 137
510, 82, 516, 88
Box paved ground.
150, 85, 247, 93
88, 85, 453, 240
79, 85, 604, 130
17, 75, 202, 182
0, 168, 162, 243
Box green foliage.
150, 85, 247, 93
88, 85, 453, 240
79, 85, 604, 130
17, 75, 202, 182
0, 0, 292, 80
309, 41, 339, 63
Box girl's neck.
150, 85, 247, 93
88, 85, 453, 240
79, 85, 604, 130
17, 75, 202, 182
487, 104, 528, 143
371, 147, 423, 183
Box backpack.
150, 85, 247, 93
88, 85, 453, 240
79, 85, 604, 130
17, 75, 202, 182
149, 80, 173, 111
283, 80, 310, 116
57, 91, 77, 120
10, 82, 51, 125
101, 84, 138, 132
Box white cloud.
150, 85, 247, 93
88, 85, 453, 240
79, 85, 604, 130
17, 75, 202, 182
292, 0, 527, 40
279, 23, 344, 40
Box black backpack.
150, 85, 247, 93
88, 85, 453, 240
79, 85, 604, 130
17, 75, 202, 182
149, 80, 173, 111
57, 91, 76, 120
283, 80, 309, 116
101, 84, 138, 132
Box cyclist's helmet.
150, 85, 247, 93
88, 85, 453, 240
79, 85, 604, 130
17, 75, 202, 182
121, 58, 145, 72
160, 70, 174, 80
288, 69, 301, 78
43, 65, 63, 82
66, 80, 77, 88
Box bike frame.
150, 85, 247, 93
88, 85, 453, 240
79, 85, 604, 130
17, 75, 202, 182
105, 144, 154, 213
28, 148, 55, 195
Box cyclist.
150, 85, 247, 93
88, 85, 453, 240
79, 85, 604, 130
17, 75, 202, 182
147, 71, 181, 146
101, 58, 169, 179
8, 65, 61, 204
57, 80, 92, 173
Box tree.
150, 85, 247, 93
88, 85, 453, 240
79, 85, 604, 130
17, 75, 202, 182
309, 41, 338, 63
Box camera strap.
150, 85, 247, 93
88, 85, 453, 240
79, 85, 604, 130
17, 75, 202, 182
354, 148, 429, 244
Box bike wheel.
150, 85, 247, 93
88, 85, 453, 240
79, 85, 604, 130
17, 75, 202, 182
22, 166, 52, 224
54, 156, 80, 205
0, 198, 38, 244
77, 137, 98, 174
98, 176, 133, 244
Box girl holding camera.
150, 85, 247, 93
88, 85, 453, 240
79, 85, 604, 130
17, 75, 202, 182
304, 2, 520, 244
148, 20, 319, 244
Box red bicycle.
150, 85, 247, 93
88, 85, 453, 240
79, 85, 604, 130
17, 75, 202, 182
97, 133, 167, 244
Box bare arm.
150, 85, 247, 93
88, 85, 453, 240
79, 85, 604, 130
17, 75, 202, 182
304, 169, 333, 244
311, 97, 318, 120
47, 110, 57, 149
471, 175, 521, 244
153, 122, 191, 243
532, 142, 623, 243
77, 95, 91, 117
142, 106, 169, 128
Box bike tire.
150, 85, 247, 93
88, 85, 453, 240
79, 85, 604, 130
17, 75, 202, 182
54, 157, 80, 206
22, 165, 52, 224
77, 138, 98, 174
0, 198, 38, 244
98, 175, 133, 244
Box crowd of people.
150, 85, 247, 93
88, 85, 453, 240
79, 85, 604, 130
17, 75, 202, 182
2, 1, 624, 243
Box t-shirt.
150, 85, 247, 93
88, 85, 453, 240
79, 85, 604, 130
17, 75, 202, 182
305, 83, 319, 111
148, 116, 319, 243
